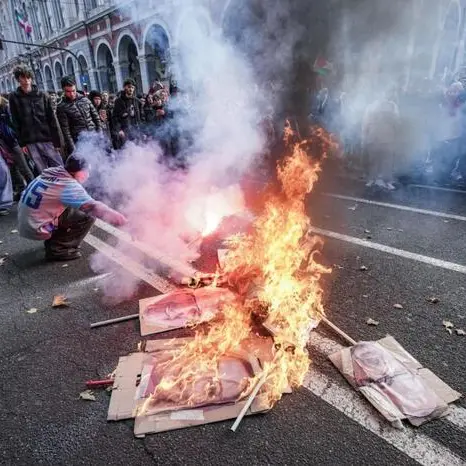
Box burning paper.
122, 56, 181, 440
139, 123, 334, 416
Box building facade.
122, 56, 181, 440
0, 0, 465, 95
0, 0, 235, 94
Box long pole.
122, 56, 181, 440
1, 38, 84, 75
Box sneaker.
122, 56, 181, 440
45, 250, 82, 261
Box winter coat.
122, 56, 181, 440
8, 86, 61, 148
112, 92, 142, 134
57, 95, 102, 154
362, 99, 400, 147
0, 104, 19, 151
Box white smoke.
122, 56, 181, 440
76, 1, 270, 300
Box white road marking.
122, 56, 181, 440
84, 234, 176, 293
324, 193, 466, 222
306, 332, 466, 465
409, 184, 466, 195
310, 227, 466, 274
93, 219, 197, 278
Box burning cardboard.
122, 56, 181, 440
107, 337, 275, 436
139, 287, 237, 336
329, 336, 461, 426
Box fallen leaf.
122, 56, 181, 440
348, 205, 357, 211
0, 257, 6, 266
360, 265, 368, 271
455, 329, 465, 336
386, 227, 393, 231
442, 320, 454, 329
52, 295, 69, 307
364, 229, 371, 234
10, 229, 18, 234
397, 229, 404, 232
362, 294, 369, 298
393, 303, 403, 309
366, 318, 379, 326
61, 264, 69, 268
427, 297, 439, 304
79, 390, 96, 401
445, 328, 453, 335
93, 287, 99, 292
26, 308, 38, 314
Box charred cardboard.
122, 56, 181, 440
329, 336, 461, 426
108, 337, 275, 436
139, 287, 236, 336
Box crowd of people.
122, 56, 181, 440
0, 66, 178, 215
310, 76, 466, 190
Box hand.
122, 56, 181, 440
118, 130, 125, 139
111, 211, 128, 227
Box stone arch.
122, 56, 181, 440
77, 53, 90, 90
35, 69, 44, 90
95, 40, 117, 93
117, 33, 142, 91
43, 64, 54, 91
54, 59, 64, 90
143, 22, 171, 86
65, 56, 75, 77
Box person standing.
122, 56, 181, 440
9, 67, 63, 173
17, 156, 127, 261
112, 78, 142, 149
57, 76, 102, 156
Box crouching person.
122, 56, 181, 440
17, 156, 127, 261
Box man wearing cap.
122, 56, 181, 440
17, 156, 127, 261
112, 78, 143, 149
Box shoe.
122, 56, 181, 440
0, 209, 10, 216
45, 250, 82, 261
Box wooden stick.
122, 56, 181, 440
231, 370, 269, 432
319, 315, 357, 346
90, 313, 139, 328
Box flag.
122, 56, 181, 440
15, 8, 32, 38
313, 55, 333, 76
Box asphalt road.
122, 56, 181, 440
0, 174, 465, 466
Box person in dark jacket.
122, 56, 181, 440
0, 96, 34, 185
89, 90, 109, 132
112, 78, 143, 149
8, 67, 63, 173
57, 76, 102, 156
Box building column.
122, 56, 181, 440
113, 60, 124, 91
88, 68, 99, 91
138, 55, 150, 93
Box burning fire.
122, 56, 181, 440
142, 123, 333, 412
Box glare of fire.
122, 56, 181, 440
143, 123, 333, 412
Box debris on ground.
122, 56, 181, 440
364, 229, 371, 234
386, 227, 393, 231
455, 329, 465, 336
333, 264, 344, 270
427, 297, 439, 304
52, 295, 69, 307
393, 303, 403, 309
79, 390, 96, 401
442, 320, 454, 329
10, 229, 18, 234
366, 318, 379, 326
61, 264, 69, 268
0, 257, 6, 266
360, 265, 368, 271
348, 205, 358, 211
26, 308, 38, 314
362, 294, 369, 298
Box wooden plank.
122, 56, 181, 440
93, 219, 197, 278
84, 234, 176, 294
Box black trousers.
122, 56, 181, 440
44, 208, 95, 257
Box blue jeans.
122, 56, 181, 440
26, 142, 63, 174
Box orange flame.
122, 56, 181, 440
143, 123, 334, 413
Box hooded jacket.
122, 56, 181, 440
8, 86, 61, 148
57, 95, 102, 154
